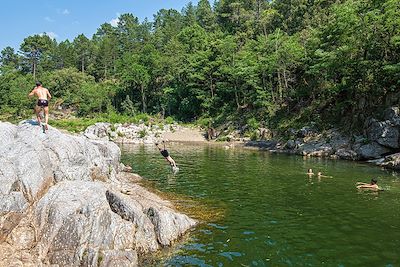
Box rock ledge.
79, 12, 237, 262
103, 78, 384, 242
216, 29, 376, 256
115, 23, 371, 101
0, 121, 197, 266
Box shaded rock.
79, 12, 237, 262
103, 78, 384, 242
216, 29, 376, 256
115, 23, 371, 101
327, 130, 350, 150
384, 106, 400, 121
355, 142, 391, 159
286, 140, 297, 150
335, 148, 359, 160
298, 126, 318, 138
298, 142, 333, 157
244, 140, 278, 149
258, 128, 273, 140
366, 119, 399, 149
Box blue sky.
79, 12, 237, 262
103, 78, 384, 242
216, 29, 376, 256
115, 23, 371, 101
0, 0, 199, 51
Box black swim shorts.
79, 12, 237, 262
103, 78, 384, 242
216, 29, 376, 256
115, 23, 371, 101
37, 99, 49, 107
161, 149, 169, 157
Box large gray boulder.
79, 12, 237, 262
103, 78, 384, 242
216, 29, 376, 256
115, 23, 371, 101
365, 119, 399, 149
355, 142, 391, 160
297, 142, 333, 157
0, 121, 197, 266
384, 106, 400, 122
334, 148, 359, 160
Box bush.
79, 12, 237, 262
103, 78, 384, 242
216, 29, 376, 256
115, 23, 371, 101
165, 116, 175, 124
138, 129, 147, 138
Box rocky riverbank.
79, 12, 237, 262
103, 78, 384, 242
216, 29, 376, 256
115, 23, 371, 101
84, 122, 206, 143
81, 107, 400, 172
244, 107, 400, 171
0, 121, 197, 266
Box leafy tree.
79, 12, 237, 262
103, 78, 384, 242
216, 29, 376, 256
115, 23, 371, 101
196, 0, 216, 30
73, 34, 93, 73
20, 34, 54, 79
117, 54, 150, 112
0, 47, 20, 69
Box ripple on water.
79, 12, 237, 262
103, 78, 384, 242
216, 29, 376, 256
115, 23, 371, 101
166, 255, 213, 267
219, 251, 243, 261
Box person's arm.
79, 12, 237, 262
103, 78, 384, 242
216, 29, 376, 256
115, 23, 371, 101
356, 182, 367, 185
46, 89, 52, 99
28, 88, 36, 97
357, 184, 376, 189
155, 143, 161, 151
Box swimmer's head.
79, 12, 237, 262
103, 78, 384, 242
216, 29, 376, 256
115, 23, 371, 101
308, 168, 313, 173
371, 178, 378, 185
35, 81, 42, 87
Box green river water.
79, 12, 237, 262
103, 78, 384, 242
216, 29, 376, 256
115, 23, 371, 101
121, 143, 400, 267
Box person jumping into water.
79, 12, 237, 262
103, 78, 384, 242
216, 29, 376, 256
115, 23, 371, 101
155, 141, 177, 168
28, 81, 51, 130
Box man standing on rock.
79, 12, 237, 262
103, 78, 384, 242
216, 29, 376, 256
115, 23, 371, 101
28, 81, 52, 131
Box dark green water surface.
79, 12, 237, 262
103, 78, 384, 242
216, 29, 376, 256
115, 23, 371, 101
121, 144, 400, 266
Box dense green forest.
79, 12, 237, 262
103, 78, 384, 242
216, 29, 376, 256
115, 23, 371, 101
0, 0, 399, 132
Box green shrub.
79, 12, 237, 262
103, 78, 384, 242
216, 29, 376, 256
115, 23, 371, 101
165, 116, 175, 124
138, 129, 147, 138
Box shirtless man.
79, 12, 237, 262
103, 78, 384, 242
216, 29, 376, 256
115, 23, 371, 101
356, 178, 380, 190
155, 141, 177, 168
28, 81, 51, 130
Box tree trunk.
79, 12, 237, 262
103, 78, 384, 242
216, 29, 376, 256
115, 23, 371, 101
210, 75, 214, 98
33, 60, 36, 80
141, 84, 146, 113
277, 70, 283, 100
235, 84, 240, 109
81, 56, 85, 73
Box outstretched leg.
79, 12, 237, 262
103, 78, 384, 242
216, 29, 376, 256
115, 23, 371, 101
166, 156, 176, 167
34, 106, 42, 126
44, 106, 49, 130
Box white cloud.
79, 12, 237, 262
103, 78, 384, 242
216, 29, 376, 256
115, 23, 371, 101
44, 16, 54, 22
109, 13, 120, 27
57, 9, 70, 15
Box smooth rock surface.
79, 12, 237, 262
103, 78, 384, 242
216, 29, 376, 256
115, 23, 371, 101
0, 121, 197, 266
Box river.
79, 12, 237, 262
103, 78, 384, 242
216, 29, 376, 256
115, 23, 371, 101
121, 143, 400, 266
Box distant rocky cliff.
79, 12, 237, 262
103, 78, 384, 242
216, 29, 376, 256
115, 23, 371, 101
245, 107, 400, 171
0, 121, 197, 266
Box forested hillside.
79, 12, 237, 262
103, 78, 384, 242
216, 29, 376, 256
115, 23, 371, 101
1, 0, 399, 132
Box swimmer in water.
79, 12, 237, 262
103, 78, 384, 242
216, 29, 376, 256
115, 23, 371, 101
356, 178, 381, 191
317, 171, 332, 178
